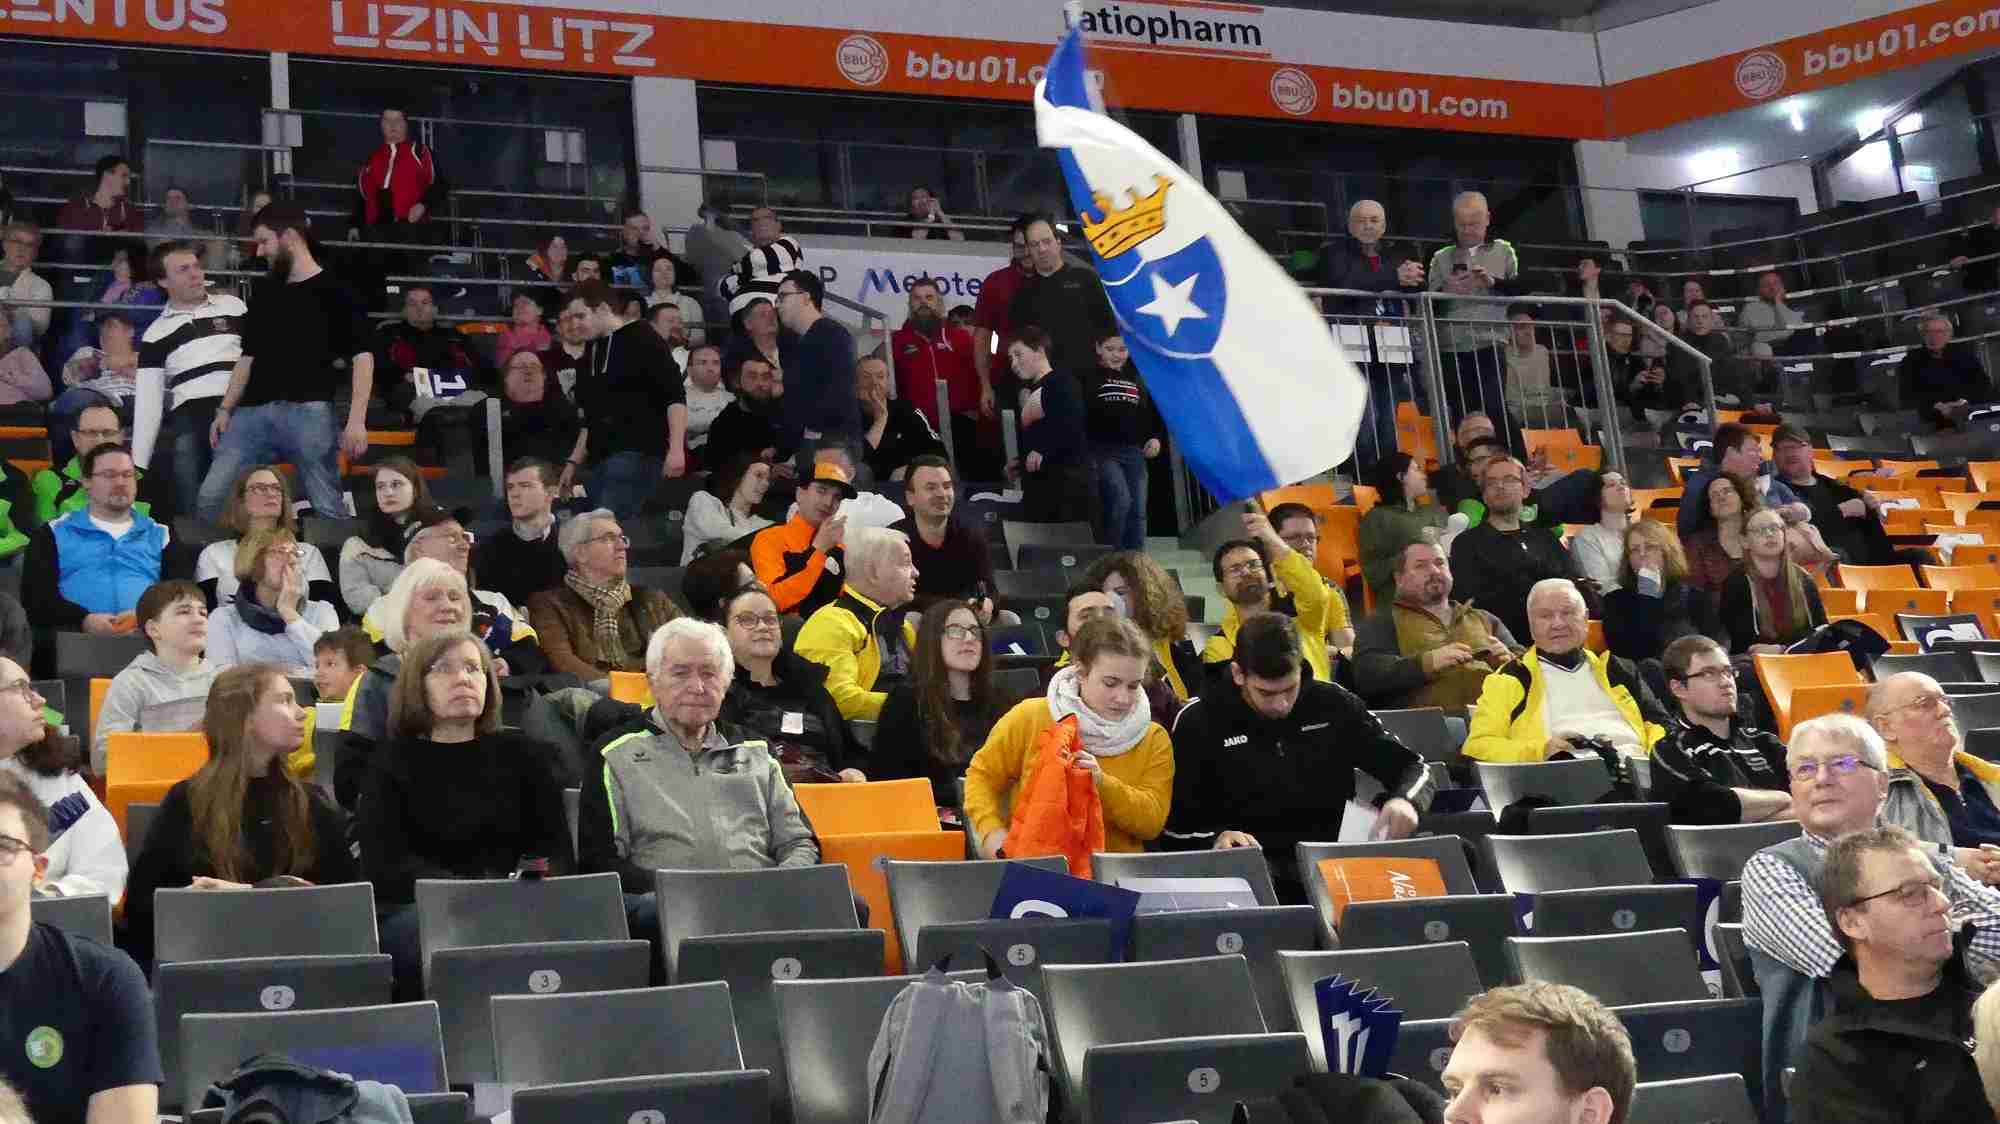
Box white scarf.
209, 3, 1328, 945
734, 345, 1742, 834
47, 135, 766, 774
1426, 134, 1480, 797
1045, 664, 1150, 757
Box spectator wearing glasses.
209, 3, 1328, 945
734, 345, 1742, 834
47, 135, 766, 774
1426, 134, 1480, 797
1652, 636, 1792, 824
1202, 510, 1335, 685
0, 770, 156, 1124
0, 221, 53, 359
527, 509, 681, 682
774, 271, 862, 472
1446, 454, 1576, 645
793, 525, 919, 722
204, 528, 339, 676
1718, 506, 1827, 654
362, 631, 572, 1001
333, 560, 473, 808
22, 444, 164, 636
1870, 672, 2000, 884
389, 513, 546, 679
716, 585, 865, 786
30, 404, 147, 529
0, 658, 126, 902
121, 664, 355, 975
91, 581, 216, 774
1791, 825, 1999, 1124
1741, 714, 2000, 1117
196, 465, 335, 608
1265, 502, 1354, 654
873, 599, 1011, 808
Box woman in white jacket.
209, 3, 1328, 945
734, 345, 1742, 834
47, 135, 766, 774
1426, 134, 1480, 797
681, 452, 773, 564
339, 457, 440, 615
210, 529, 339, 677
197, 465, 336, 607
0, 656, 127, 901
92, 579, 217, 773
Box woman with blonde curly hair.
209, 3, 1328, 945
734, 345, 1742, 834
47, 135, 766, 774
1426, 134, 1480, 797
1600, 518, 1722, 663
1082, 550, 1202, 705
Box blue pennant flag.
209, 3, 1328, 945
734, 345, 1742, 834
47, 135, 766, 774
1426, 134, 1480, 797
1033, 29, 1366, 504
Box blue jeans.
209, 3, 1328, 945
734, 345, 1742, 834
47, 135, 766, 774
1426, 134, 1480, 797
160, 399, 220, 519
592, 452, 662, 521
1095, 445, 1149, 551
197, 401, 344, 522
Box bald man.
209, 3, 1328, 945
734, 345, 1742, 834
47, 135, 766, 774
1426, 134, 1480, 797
1427, 191, 1522, 442
1318, 199, 1428, 465
1869, 671, 2000, 883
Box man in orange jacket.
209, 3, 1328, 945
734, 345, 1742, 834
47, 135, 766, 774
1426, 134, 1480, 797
748, 460, 852, 617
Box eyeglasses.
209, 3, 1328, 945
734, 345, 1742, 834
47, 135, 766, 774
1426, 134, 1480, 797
585, 532, 630, 549
775, 289, 804, 302
941, 624, 983, 641
1219, 560, 1264, 579
0, 680, 40, 705
1280, 532, 1320, 550
1789, 754, 1878, 782
264, 547, 300, 561
1747, 524, 1786, 538
731, 612, 782, 631
244, 482, 285, 496
1676, 666, 1734, 685
1846, 877, 1946, 911
1880, 691, 1953, 719
0, 833, 32, 862
74, 427, 122, 441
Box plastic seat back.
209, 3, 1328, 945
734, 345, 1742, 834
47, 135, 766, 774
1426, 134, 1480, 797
492, 982, 744, 1085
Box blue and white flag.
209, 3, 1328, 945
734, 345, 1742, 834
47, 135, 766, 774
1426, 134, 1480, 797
1033, 29, 1366, 504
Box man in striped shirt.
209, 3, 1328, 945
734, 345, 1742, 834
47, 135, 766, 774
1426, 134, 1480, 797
719, 207, 805, 322
133, 242, 239, 519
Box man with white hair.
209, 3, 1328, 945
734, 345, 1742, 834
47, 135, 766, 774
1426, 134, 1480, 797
1740, 712, 2000, 1120
1317, 199, 1426, 465
1869, 671, 2000, 884
1465, 578, 1666, 763
793, 525, 919, 721
1896, 313, 1991, 429
577, 617, 820, 961
525, 509, 682, 681
1426, 191, 1521, 439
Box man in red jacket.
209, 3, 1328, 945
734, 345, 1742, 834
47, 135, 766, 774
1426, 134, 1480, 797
891, 278, 995, 478
348, 108, 448, 309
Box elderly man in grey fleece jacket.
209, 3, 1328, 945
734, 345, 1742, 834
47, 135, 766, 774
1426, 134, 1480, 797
575, 618, 820, 969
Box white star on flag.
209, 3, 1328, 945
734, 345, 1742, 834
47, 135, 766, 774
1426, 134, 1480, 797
1137, 271, 1208, 337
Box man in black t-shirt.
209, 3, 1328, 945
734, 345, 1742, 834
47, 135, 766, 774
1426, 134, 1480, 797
561, 278, 687, 521
0, 773, 159, 1124
196, 203, 373, 523
1007, 216, 1114, 372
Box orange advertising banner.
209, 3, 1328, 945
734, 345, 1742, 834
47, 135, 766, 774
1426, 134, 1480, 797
0, 0, 1609, 137
1606, 0, 2000, 136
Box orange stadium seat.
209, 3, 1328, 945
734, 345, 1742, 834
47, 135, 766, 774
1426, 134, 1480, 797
1817, 588, 1860, 616
1752, 652, 1867, 740
104, 733, 209, 838
1922, 565, 2000, 590
1835, 563, 1919, 590
1861, 588, 1949, 616
794, 779, 962, 972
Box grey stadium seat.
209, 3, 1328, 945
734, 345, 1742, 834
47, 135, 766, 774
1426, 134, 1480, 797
1524, 802, 1675, 879
883, 856, 1067, 971
509, 1071, 773, 1124
155, 883, 379, 964
910, 917, 1116, 1000
1370, 707, 1462, 764
1480, 829, 1656, 893
491, 982, 745, 1086
412, 872, 627, 982
30, 893, 110, 944
1665, 820, 1801, 880
1474, 758, 1615, 808
1295, 837, 1479, 945
1527, 884, 1701, 948
1628, 1074, 1758, 1124
1127, 905, 1322, 1031
1092, 847, 1281, 906
1616, 997, 1764, 1111
156, 954, 392, 1109
1507, 930, 1710, 1006
1334, 894, 1521, 990
1277, 944, 1482, 1069
180, 1002, 445, 1109
431, 939, 650, 1085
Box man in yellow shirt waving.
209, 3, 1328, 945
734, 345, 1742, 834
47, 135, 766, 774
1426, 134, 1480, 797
1202, 508, 1339, 686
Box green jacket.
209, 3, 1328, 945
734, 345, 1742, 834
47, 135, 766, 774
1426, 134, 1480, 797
31, 457, 149, 527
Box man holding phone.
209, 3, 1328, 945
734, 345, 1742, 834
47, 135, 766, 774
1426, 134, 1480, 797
1426, 192, 1521, 447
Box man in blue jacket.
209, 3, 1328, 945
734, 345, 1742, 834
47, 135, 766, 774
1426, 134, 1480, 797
21, 444, 166, 637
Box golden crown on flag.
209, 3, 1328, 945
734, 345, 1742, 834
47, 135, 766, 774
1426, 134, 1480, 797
1081, 175, 1171, 258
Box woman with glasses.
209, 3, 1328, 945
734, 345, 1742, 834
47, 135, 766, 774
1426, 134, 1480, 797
206, 527, 339, 675
873, 599, 1012, 808
335, 559, 475, 808
387, 512, 548, 678
197, 465, 337, 607
121, 663, 354, 972
360, 631, 572, 1000
525, 509, 681, 681
339, 456, 441, 617
717, 585, 865, 785
1721, 507, 1827, 654
0, 657, 125, 900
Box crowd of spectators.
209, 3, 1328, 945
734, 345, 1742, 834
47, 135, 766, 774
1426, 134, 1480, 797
15, 110, 2000, 1124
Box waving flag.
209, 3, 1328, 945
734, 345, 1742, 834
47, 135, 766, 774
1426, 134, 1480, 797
1033, 29, 1366, 504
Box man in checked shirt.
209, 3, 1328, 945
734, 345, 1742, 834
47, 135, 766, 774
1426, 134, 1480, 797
1741, 712, 2000, 1121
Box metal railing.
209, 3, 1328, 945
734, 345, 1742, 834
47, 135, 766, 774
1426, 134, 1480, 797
637, 165, 770, 209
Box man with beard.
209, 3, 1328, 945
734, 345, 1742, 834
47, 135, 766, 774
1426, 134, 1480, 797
1448, 454, 1577, 643
1770, 424, 1904, 565
1200, 510, 1332, 686
197, 203, 371, 522
704, 356, 789, 480
891, 278, 986, 473
1352, 540, 1515, 710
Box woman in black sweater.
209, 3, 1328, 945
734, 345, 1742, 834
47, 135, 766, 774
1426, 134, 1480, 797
1600, 519, 1723, 663
874, 599, 1013, 812
360, 631, 572, 999
1007, 326, 1094, 526
717, 585, 866, 785
1084, 331, 1164, 551
123, 663, 355, 973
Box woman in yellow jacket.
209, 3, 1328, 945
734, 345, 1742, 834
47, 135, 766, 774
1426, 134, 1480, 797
964, 616, 1176, 857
